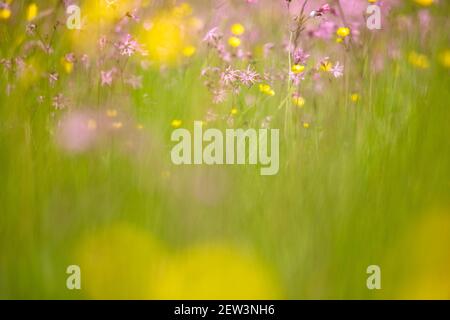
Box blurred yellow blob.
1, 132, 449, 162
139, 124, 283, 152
228, 36, 241, 48
350, 93, 359, 102
292, 96, 305, 107
320, 61, 333, 72
397, 210, 450, 299
26, 3, 38, 21
140, 3, 196, 65
408, 51, 429, 69
413, 0, 434, 6
76, 224, 166, 299
61, 58, 73, 74
439, 49, 450, 68
336, 27, 350, 38
0, 8, 11, 20
291, 64, 305, 74
83, 0, 136, 25
231, 23, 245, 36
171, 119, 182, 128
153, 244, 282, 299
182, 45, 196, 57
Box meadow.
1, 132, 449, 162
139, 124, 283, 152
0, 0, 449, 299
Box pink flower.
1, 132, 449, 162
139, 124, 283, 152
125, 75, 143, 89
220, 66, 239, 86
203, 27, 222, 46
57, 112, 98, 153
293, 48, 310, 65
100, 68, 116, 86
212, 89, 227, 104
310, 21, 336, 40
331, 62, 344, 78
116, 34, 145, 57
238, 65, 260, 87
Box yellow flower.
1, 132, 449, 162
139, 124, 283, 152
336, 27, 350, 38
350, 93, 360, 102
0, 8, 11, 20
61, 58, 73, 74
106, 109, 118, 118
153, 244, 282, 299
368, 0, 377, 3
182, 45, 196, 57
172, 2, 193, 18
27, 3, 38, 21
228, 36, 241, 48
439, 49, 450, 68
231, 23, 245, 36
76, 224, 166, 299
259, 84, 275, 96
112, 121, 123, 129
336, 37, 343, 43
291, 64, 305, 74
303, 122, 310, 129
292, 95, 305, 107
320, 61, 333, 72
413, 0, 434, 6
230, 108, 238, 116
408, 51, 429, 69
171, 119, 182, 128
87, 119, 97, 130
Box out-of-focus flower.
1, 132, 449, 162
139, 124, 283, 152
52, 93, 65, 110
212, 89, 227, 104
76, 224, 166, 299
171, 119, 182, 128
331, 62, 344, 78
293, 48, 310, 65
228, 36, 241, 48
259, 84, 275, 96
292, 93, 305, 107
0, 6, 11, 20
116, 34, 144, 57
101, 68, 116, 86
56, 111, 99, 153
153, 244, 282, 299
336, 27, 350, 38
203, 27, 222, 46
394, 209, 450, 299
439, 49, 450, 68
48, 71, 59, 86
26, 3, 38, 21
413, 0, 434, 6
238, 65, 260, 86
182, 45, 196, 57
111, 121, 123, 129
230, 107, 238, 116
106, 109, 118, 118
231, 23, 245, 36
61, 56, 74, 74
319, 58, 333, 72
125, 75, 143, 89
408, 51, 429, 69
350, 93, 360, 102
26, 23, 36, 35
310, 21, 336, 40
141, 13, 184, 64
220, 66, 239, 86
291, 64, 305, 74
310, 3, 333, 17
